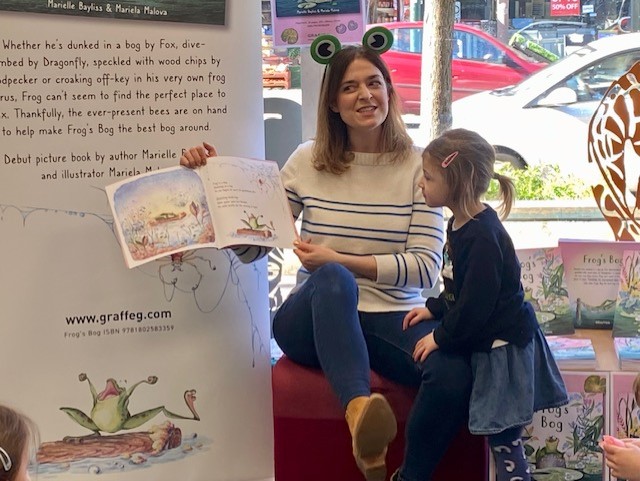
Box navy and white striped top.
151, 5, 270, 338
234, 140, 444, 312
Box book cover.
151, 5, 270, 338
546, 336, 597, 371
613, 249, 640, 337
559, 239, 640, 329
609, 372, 640, 481
523, 371, 607, 481
517, 246, 574, 335
105, 158, 298, 268
613, 337, 640, 371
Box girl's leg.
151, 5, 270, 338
272, 263, 369, 406
489, 427, 530, 481
361, 313, 473, 481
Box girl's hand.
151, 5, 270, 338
412, 332, 439, 362
180, 141, 217, 168
600, 440, 640, 480
403, 307, 434, 330
293, 239, 339, 272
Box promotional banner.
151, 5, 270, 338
0, 3, 273, 481
270, 0, 366, 47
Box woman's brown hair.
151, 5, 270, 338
312, 45, 413, 174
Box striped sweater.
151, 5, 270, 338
234, 140, 444, 312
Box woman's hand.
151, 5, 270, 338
600, 440, 640, 480
403, 307, 434, 330
180, 141, 217, 168
412, 332, 439, 362
293, 239, 339, 272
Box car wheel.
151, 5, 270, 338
494, 147, 527, 169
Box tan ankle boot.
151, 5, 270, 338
345, 394, 397, 481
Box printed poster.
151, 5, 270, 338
270, 0, 366, 47
0, 5, 273, 481
0, 0, 226, 25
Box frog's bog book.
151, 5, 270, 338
559, 239, 640, 329
515, 246, 574, 336
522, 371, 607, 481
105, 157, 298, 268
609, 371, 640, 481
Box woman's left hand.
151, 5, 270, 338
293, 239, 339, 272
413, 332, 439, 362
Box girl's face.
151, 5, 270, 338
419, 152, 449, 209
331, 58, 389, 141
13, 448, 31, 481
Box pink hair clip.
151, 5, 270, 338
0, 447, 11, 471
441, 151, 459, 168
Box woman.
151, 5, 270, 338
181, 44, 472, 481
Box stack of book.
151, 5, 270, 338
546, 336, 597, 371
613, 337, 640, 371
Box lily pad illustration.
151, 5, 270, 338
532, 467, 583, 481
535, 311, 556, 324
281, 28, 299, 44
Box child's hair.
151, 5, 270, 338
313, 45, 413, 174
423, 128, 515, 220
0, 404, 39, 481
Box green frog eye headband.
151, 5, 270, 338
310, 26, 394, 64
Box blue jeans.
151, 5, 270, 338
272, 263, 472, 480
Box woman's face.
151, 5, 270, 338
331, 58, 389, 140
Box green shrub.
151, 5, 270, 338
485, 164, 592, 201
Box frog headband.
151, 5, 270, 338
310, 26, 393, 64
0, 447, 11, 471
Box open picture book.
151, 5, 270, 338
105, 157, 298, 268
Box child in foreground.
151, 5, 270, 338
393, 128, 569, 481
0, 404, 39, 481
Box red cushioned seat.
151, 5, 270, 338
272, 355, 488, 481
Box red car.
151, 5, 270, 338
372, 22, 546, 114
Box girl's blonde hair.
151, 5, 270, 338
313, 45, 413, 174
0, 404, 39, 481
423, 128, 515, 220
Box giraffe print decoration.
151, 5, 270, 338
588, 60, 640, 240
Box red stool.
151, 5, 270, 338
272, 355, 488, 481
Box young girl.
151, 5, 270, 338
0, 404, 39, 481
395, 128, 569, 481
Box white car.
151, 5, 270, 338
451, 32, 640, 178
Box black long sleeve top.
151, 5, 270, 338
428, 206, 539, 353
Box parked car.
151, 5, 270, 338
450, 32, 640, 179
372, 21, 545, 114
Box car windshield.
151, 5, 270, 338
495, 40, 640, 104
494, 42, 602, 95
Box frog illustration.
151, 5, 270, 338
241, 211, 274, 232
60, 373, 199, 437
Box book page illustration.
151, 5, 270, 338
205, 157, 296, 247
108, 168, 216, 268
613, 249, 640, 336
